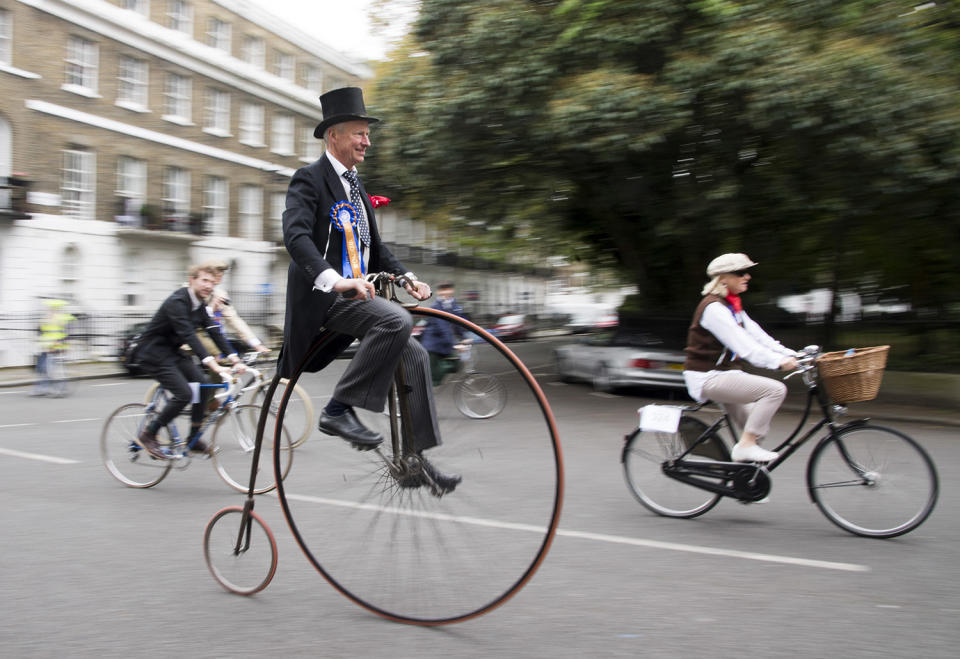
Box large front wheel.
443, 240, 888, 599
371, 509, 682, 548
622, 416, 728, 518
806, 424, 938, 538
274, 307, 563, 625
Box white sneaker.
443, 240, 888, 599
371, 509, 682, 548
731, 443, 779, 463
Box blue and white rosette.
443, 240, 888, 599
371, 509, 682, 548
329, 201, 365, 277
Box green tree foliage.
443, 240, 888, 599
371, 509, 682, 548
366, 0, 960, 313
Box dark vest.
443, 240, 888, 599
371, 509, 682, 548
683, 294, 743, 372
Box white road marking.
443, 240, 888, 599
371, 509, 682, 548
92, 382, 126, 387
0, 423, 37, 429
0, 447, 80, 464
283, 493, 870, 572
52, 418, 100, 424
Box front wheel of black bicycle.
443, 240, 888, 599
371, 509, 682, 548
807, 424, 938, 538
273, 307, 564, 625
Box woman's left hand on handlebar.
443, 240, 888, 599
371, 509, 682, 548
779, 356, 799, 371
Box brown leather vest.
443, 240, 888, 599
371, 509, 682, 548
683, 294, 742, 372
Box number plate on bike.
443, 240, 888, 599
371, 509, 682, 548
638, 405, 682, 433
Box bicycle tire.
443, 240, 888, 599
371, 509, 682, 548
453, 371, 507, 419
252, 379, 314, 448
273, 307, 564, 625
203, 506, 278, 595
100, 403, 173, 488
622, 416, 728, 518
211, 403, 293, 494
806, 424, 938, 538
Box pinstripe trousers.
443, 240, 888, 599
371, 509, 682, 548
323, 294, 441, 451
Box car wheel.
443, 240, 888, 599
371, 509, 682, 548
592, 364, 615, 393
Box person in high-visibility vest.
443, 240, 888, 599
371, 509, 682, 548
33, 298, 75, 397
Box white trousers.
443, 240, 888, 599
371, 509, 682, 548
700, 370, 787, 439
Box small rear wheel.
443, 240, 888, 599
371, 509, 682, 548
204, 506, 277, 595
622, 416, 727, 518
807, 424, 938, 538
100, 403, 173, 488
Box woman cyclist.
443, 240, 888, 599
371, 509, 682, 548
683, 253, 798, 463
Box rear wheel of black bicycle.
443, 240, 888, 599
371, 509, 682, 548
273, 307, 564, 625
807, 424, 938, 538
622, 416, 729, 518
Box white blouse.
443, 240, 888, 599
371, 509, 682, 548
683, 301, 796, 402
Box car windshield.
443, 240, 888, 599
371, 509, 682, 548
602, 331, 665, 348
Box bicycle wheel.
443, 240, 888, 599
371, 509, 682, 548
807, 424, 938, 538
622, 416, 728, 518
275, 308, 563, 625
100, 403, 173, 488
211, 404, 293, 494
252, 379, 314, 448
453, 371, 507, 419
203, 506, 278, 595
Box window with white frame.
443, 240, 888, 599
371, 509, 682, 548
274, 51, 295, 82
205, 16, 231, 53
61, 243, 80, 303
122, 1, 149, 17
163, 73, 191, 123
162, 166, 190, 228
204, 87, 230, 134
122, 246, 146, 307
0, 10, 12, 66
166, 0, 193, 35
64, 36, 98, 94
116, 156, 146, 222
62, 148, 96, 220
116, 56, 148, 109
240, 35, 265, 68
239, 102, 264, 146
300, 124, 323, 162
204, 176, 228, 237
270, 191, 285, 242
271, 113, 295, 156
238, 185, 263, 240
302, 63, 322, 93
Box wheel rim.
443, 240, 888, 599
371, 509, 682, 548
203, 507, 278, 595
101, 403, 172, 488
622, 417, 725, 518
454, 372, 507, 419
273, 309, 563, 625
212, 404, 293, 494
808, 425, 938, 538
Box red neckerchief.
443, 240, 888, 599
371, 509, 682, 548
725, 293, 743, 314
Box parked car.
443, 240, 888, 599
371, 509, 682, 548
490, 314, 529, 341
553, 330, 687, 392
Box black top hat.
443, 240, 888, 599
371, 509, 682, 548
314, 87, 380, 139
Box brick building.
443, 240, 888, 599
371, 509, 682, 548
0, 0, 376, 364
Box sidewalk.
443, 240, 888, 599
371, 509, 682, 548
3, 359, 959, 427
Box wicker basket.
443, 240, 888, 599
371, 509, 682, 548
816, 345, 890, 403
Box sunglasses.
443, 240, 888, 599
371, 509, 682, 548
730, 270, 751, 277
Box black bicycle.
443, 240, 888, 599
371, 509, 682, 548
204, 273, 564, 623
621, 346, 938, 538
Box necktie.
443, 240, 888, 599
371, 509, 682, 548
342, 170, 371, 246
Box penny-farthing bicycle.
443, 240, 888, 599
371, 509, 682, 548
204, 273, 564, 624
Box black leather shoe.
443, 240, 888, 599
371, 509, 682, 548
135, 429, 166, 459
189, 437, 215, 456
419, 455, 462, 495
317, 409, 383, 449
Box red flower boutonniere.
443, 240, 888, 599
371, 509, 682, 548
370, 195, 391, 208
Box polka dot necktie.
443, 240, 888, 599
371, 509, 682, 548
342, 170, 371, 246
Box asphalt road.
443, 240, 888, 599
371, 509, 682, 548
1, 337, 958, 658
